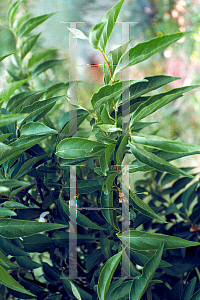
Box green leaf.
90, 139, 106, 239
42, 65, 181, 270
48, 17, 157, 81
130, 85, 199, 126
0, 219, 67, 239
0, 78, 29, 102
0, 265, 35, 297
0, 143, 26, 166
130, 249, 172, 268
0, 249, 16, 268
0, 236, 28, 256
104, 39, 132, 84
100, 106, 115, 124
19, 95, 65, 125
89, 0, 124, 52
191, 289, 200, 300
16, 256, 41, 269
13, 11, 30, 32
109, 280, 133, 300
100, 191, 119, 230
122, 183, 166, 222
103, 171, 119, 195
116, 135, 128, 165
21, 234, 52, 252
120, 75, 180, 104
0, 53, 14, 63
117, 230, 200, 251
129, 143, 194, 178
62, 275, 92, 300
131, 133, 200, 154
28, 49, 58, 69
97, 251, 122, 300
17, 12, 55, 38
21, 122, 57, 136
6, 91, 40, 113
0, 208, 17, 218
114, 31, 190, 75
68, 27, 88, 40
181, 277, 197, 300
64, 179, 102, 194
7, 0, 23, 26
3, 201, 28, 209
56, 137, 106, 159
21, 33, 41, 60
91, 80, 145, 110
58, 195, 105, 230
31, 59, 65, 77
14, 155, 46, 179
100, 143, 115, 175
0, 114, 27, 127
129, 243, 164, 300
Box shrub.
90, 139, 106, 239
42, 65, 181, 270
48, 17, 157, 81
0, 0, 200, 299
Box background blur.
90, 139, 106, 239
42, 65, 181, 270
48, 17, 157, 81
1, 0, 200, 170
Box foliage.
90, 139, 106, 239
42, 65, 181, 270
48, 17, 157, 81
0, 1, 200, 299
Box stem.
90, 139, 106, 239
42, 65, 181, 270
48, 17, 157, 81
35, 177, 44, 203
100, 49, 114, 84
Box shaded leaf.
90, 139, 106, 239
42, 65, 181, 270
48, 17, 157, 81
28, 49, 58, 69
21, 33, 41, 60
21, 122, 57, 136
0, 78, 29, 102
32, 59, 65, 77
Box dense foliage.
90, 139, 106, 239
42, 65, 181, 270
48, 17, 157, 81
0, 1, 200, 299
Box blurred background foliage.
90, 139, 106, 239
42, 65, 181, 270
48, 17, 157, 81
0, 0, 200, 170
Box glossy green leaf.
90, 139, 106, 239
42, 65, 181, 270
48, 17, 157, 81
28, 48, 58, 69
0, 114, 27, 127
0, 249, 16, 268
0, 53, 14, 63
97, 251, 122, 300
116, 135, 128, 165
14, 155, 46, 179
181, 277, 197, 300
103, 171, 119, 195
62, 273, 92, 300
16, 256, 41, 269
3, 201, 28, 209
31, 59, 65, 77
21, 234, 52, 252
44, 82, 69, 98
13, 11, 30, 32
100, 143, 115, 175
6, 91, 40, 112
129, 143, 193, 178
114, 32, 190, 75
104, 39, 132, 84
117, 230, 200, 251
0, 134, 11, 142
191, 289, 200, 300
0, 144, 27, 166
64, 179, 102, 194
56, 137, 106, 159
120, 75, 180, 104
0, 78, 29, 102
131, 133, 200, 153
7, 0, 23, 26
0, 265, 35, 296
68, 27, 88, 40
100, 191, 119, 230
130, 249, 172, 268
89, 0, 124, 52
91, 79, 144, 110
130, 243, 164, 300
17, 12, 55, 38
0, 236, 28, 256
0, 179, 29, 189
105, 278, 126, 300
0, 207, 17, 218
130, 85, 199, 126
97, 124, 122, 133
58, 195, 105, 230
21, 122, 57, 136
21, 33, 41, 59
100, 106, 115, 124
122, 183, 166, 222
109, 280, 132, 300
0, 218, 67, 239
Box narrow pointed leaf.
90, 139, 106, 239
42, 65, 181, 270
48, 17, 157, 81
0, 78, 29, 102
109, 280, 133, 300
7, 0, 23, 26
117, 230, 200, 251
97, 251, 122, 300
0, 265, 35, 297
130, 85, 199, 126
191, 289, 200, 300
0, 219, 67, 239
0, 249, 16, 268
0, 53, 14, 63
32, 59, 65, 77
131, 133, 200, 153
17, 13, 55, 38
181, 277, 197, 300
0, 236, 28, 256
122, 183, 166, 222
58, 195, 105, 230
0, 114, 28, 127
68, 27, 88, 40
28, 48, 58, 69
21, 33, 41, 60
129, 143, 194, 178
0, 208, 17, 218
89, 0, 124, 52
130, 243, 164, 300
114, 32, 190, 75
